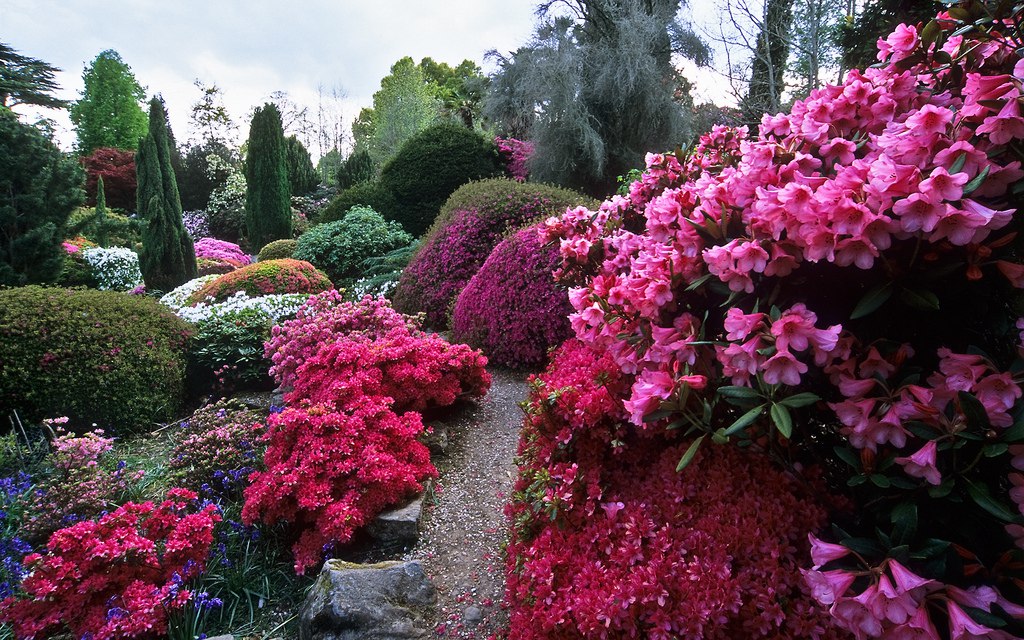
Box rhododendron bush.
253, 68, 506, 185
0, 488, 220, 640
247, 294, 490, 573
536, 6, 1024, 639
451, 224, 573, 369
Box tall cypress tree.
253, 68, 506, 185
137, 97, 196, 291
284, 135, 319, 196
95, 175, 109, 248
245, 103, 291, 251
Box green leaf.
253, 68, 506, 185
848, 474, 868, 487
948, 151, 968, 174
966, 480, 1020, 523
851, 282, 894, 319
958, 391, 991, 430
718, 385, 763, 400
891, 502, 918, 545
676, 435, 705, 472
962, 606, 1008, 629
984, 443, 1009, 458
724, 405, 765, 436
870, 474, 892, 488
770, 403, 793, 439
911, 538, 951, 560
1003, 413, 1024, 443
900, 287, 940, 312
685, 273, 713, 291
833, 446, 861, 470
780, 392, 820, 409
963, 165, 991, 195
920, 20, 941, 46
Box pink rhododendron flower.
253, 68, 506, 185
895, 440, 942, 485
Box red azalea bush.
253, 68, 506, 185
539, 6, 1024, 639
185, 258, 332, 306
265, 291, 421, 389
392, 179, 593, 327
286, 327, 490, 412
0, 488, 220, 640
241, 401, 435, 574
507, 340, 843, 639
451, 224, 572, 369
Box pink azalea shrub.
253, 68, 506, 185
451, 224, 573, 369
496, 137, 534, 182
193, 238, 252, 265
0, 488, 220, 640
265, 291, 421, 390
507, 340, 843, 639
392, 179, 592, 327
21, 429, 142, 543
185, 259, 332, 306
250, 292, 490, 573
538, 6, 1024, 638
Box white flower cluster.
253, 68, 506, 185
174, 291, 311, 324
81, 247, 144, 291
159, 275, 220, 311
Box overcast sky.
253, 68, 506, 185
2, 0, 728, 156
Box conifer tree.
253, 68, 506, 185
245, 103, 291, 250
95, 175, 109, 247
137, 97, 196, 291
284, 135, 318, 196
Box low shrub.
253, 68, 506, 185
189, 307, 275, 394
293, 207, 412, 287
185, 259, 332, 306
0, 287, 191, 433
20, 429, 142, 544
160, 275, 220, 310
167, 399, 265, 498
57, 236, 98, 287
171, 290, 309, 326
452, 225, 572, 369
194, 238, 252, 265
196, 257, 244, 277
66, 207, 142, 249
350, 241, 420, 299
265, 291, 420, 390
393, 179, 592, 327
81, 246, 143, 291
0, 488, 220, 640
257, 239, 297, 262
378, 123, 503, 236
317, 181, 396, 224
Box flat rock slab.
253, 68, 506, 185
368, 490, 428, 546
299, 560, 437, 640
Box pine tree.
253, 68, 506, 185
137, 97, 196, 291
245, 103, 291, 250
95, 175, 109, 248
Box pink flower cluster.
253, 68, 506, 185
193, 238, 252, 265
249, 293, 490, 573
0, 488, 220, 640
451, 224, 573, 369
495, 137, 534, 182
506, 341, 843, 639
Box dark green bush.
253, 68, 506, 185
377, 123, 502, 236
293, 207, 412, 288
188, 307, 274, 394
257, 239, 298, 261
318, 181, 396, 224
0, 287, 191, 433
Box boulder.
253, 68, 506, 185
368, 489, 428, 546
419, 423, 449, 457
299, 560, 437, 640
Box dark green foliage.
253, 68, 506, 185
256, 238, 297, 261
740, 0, 795, 121
293, 206, 412, 287
284, 136, 318, 196
95, 175, 109, 247
318, 181, 396, 224
179, 141, 236, 211
377, 123, 502, 236
485, 1, 709, 197
840, 0, 941, 72
0, 42, 66, 110
66, 206, 141, 250
69, 50, 148, 154
0, 286, 192, 434
188, 307, 274, 394
356, 240, 420, 299
0, 110, 84, 286
336, 148, 375, 190
138, 98, 197, 292
245, 103, 291, 250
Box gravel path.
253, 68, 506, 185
404, 367, 528, 639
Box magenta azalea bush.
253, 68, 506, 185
451, 224, 572, 369
534, 6, 1024, 640
193, 238, 252, 265
496, 137, 534, 182
392, 179, 593, 327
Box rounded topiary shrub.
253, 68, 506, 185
393, 178, 594, 328
293, 207, 412, 288
185, 258, 332, 306
451, 225, 572, 369
0, 287, 191, 433
318, 181, 396, 224
257, 238, 298, 261
377, 123, 503, 236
